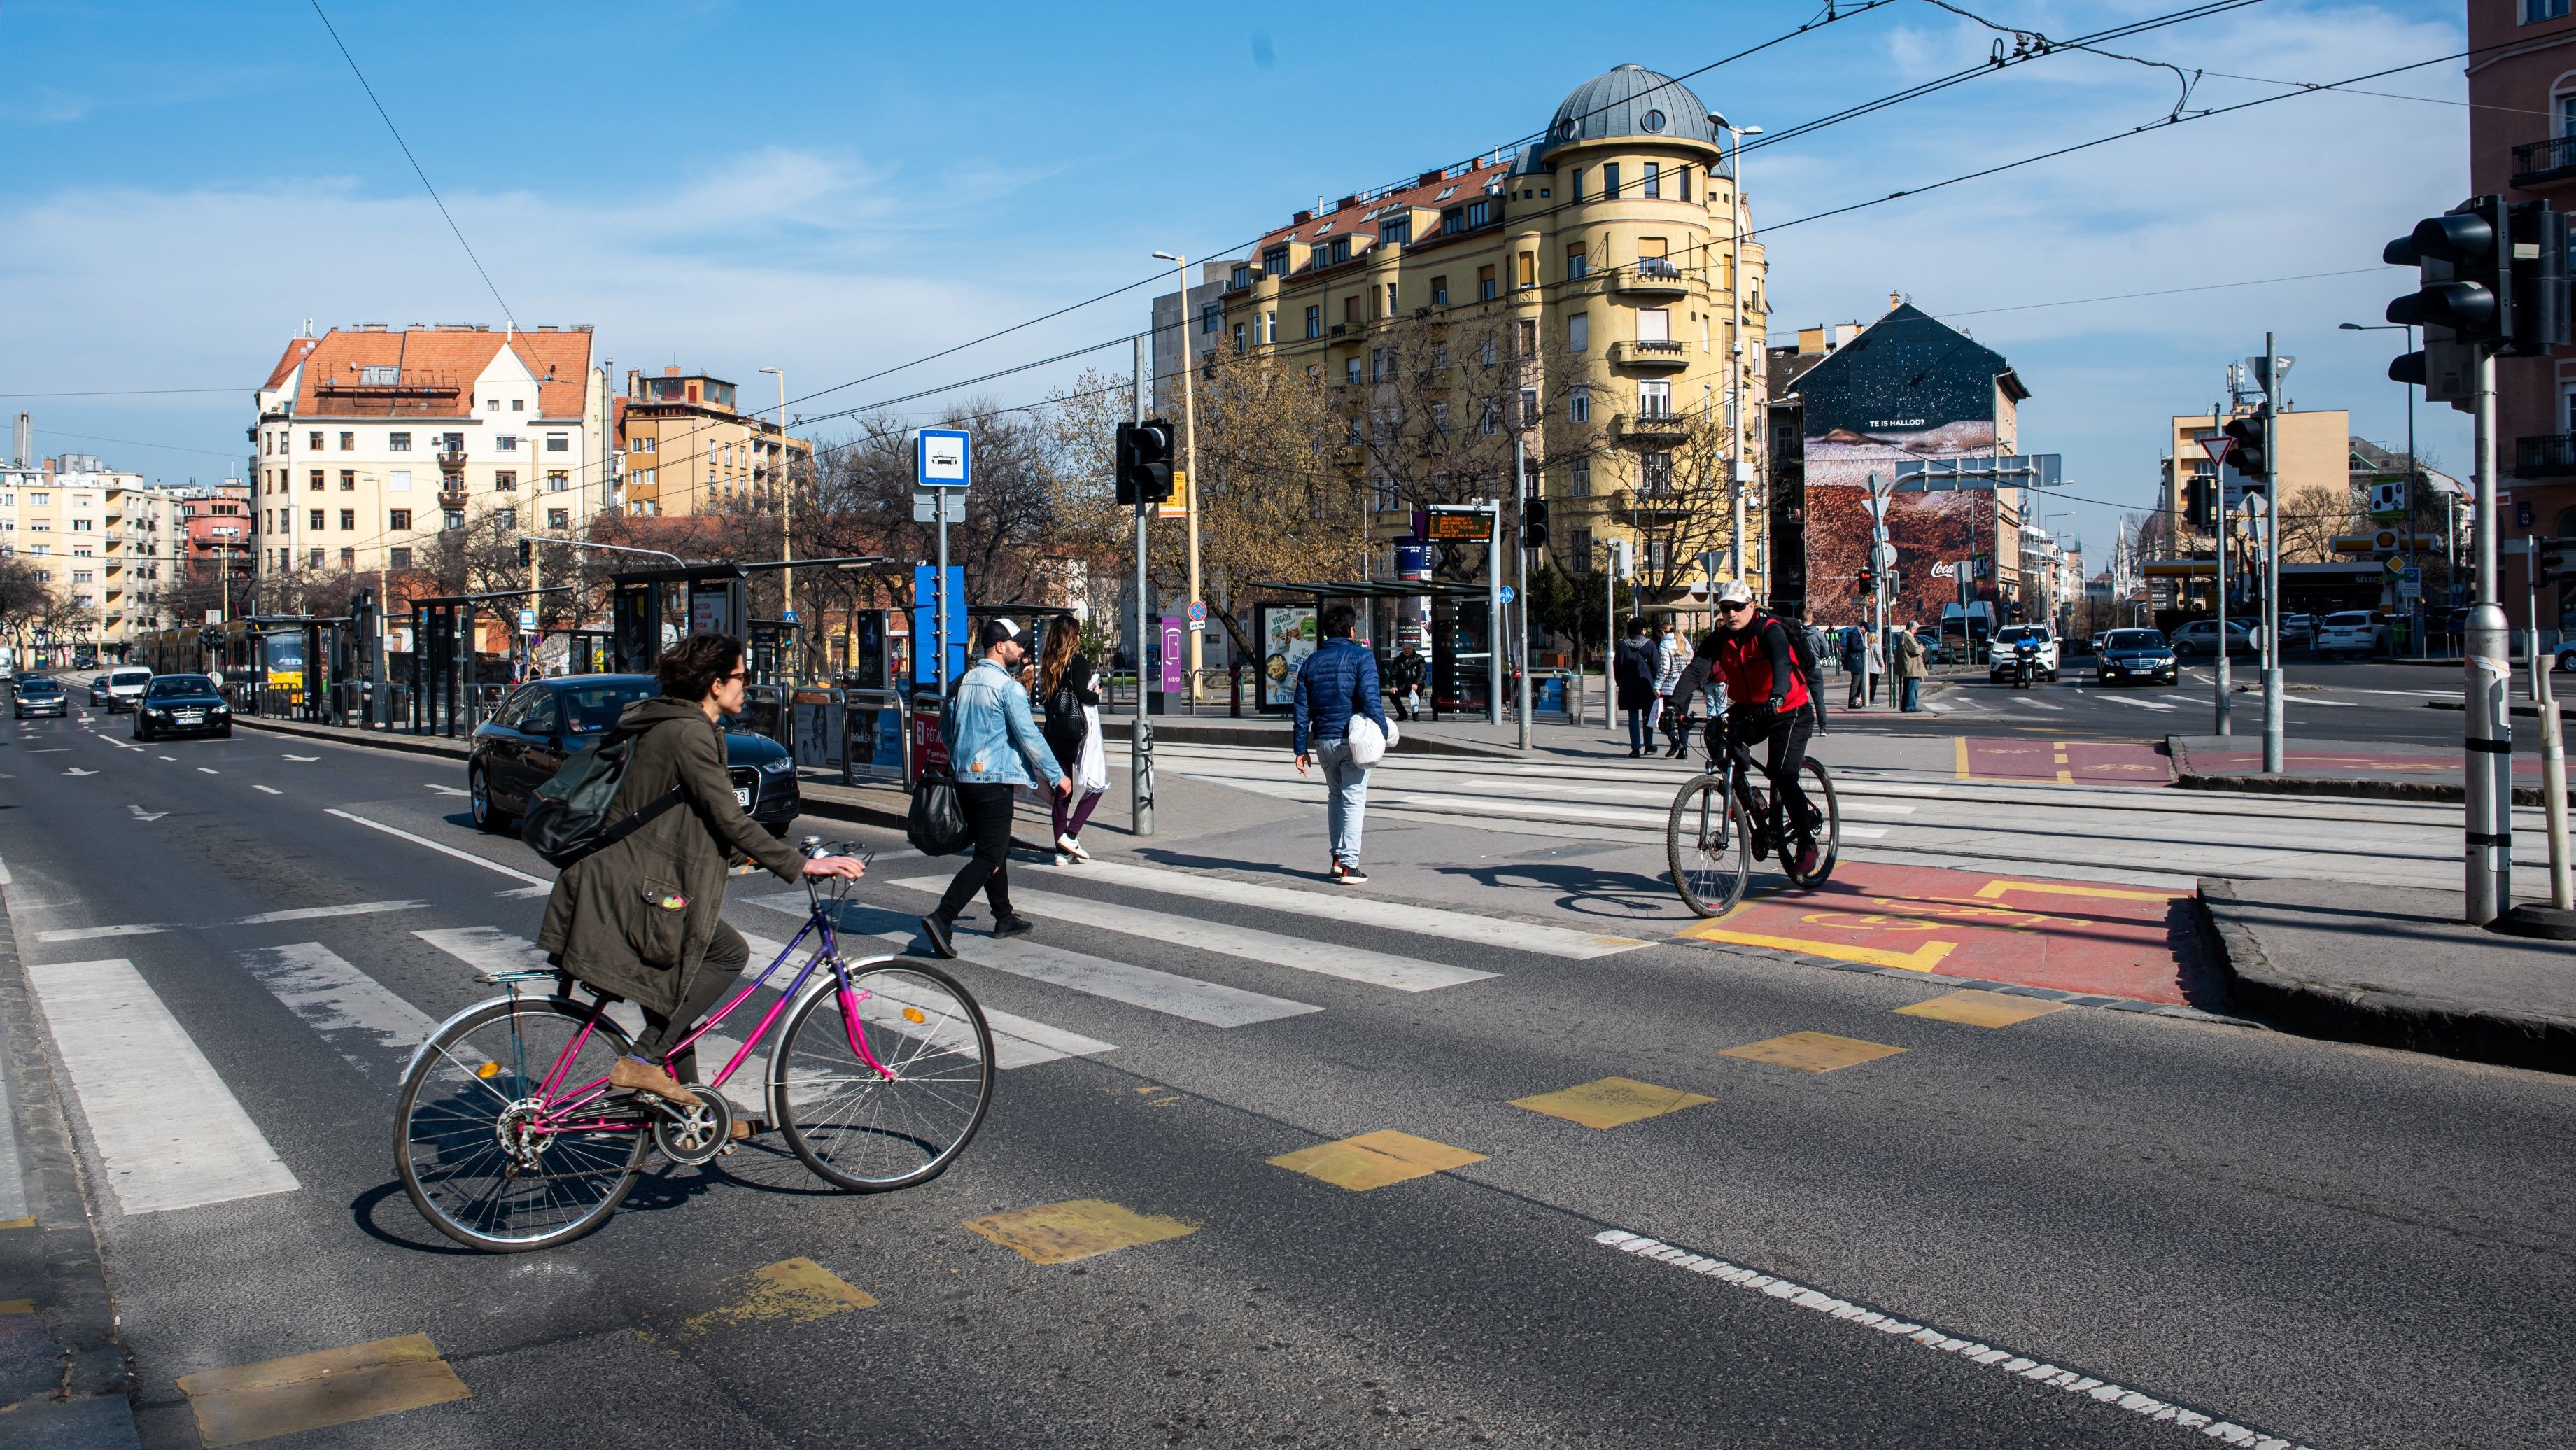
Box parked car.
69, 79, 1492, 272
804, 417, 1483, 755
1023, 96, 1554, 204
132, 674, 231, 738
95, 666, 151, 712
2094, 628, 2179, 687
1987, 624, 2061, 682
2315, 610, 2390, 659
2276, 613, 2317, 650
466, 674, 801, 838
12, 677, 67, 719
2167, 618, 2255, 659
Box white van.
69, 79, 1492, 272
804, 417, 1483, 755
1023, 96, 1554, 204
103, 666, 153, 712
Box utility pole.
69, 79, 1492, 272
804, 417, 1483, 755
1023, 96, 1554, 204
1487, 502, 1502, 726
1153, 251, 1204, 705
1604, 541, 1621, 729
2262, 334, 2284, 773
2213, 385, 2233, 736
2465, 347, 2511, 921
1130, 336, 1154, 837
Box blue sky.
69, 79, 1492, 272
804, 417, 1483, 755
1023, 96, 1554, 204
1, 0, 2472, 561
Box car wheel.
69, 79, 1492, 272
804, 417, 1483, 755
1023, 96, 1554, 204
469, 766, 504, 833
216, 724, 231, 738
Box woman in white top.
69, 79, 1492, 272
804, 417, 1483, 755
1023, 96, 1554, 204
1652, 621, 1691, 756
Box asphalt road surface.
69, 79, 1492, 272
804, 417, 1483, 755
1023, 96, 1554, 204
0, 708, 2568, 1448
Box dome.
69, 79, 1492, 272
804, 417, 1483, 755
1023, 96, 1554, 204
1541, 64, 1721, 158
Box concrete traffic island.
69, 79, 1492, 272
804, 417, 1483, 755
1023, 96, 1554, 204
2168, 733, 2569, 808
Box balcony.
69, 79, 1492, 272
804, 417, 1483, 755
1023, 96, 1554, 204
2512, 135, 2576, 188
435, 450, 467, 470
1612, 411, 1691, 442
1608, 339, 1691, 370
2514, 432, 2576, 478
436, 488, 470, 510
1614, 259, 1691, 297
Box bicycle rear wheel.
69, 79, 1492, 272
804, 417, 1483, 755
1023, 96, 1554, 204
1668, 770, 1752, 917
395, 996, 647, 1253
773, 957, 994, 1192
1780, 758, 1842, 888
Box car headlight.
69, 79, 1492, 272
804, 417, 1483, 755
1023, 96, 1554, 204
759, 756, 795, 776
145, 708, 168, 718
210, 703, 228, 714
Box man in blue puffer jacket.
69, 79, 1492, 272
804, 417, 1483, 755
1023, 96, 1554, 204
1292, 605, 1391, 885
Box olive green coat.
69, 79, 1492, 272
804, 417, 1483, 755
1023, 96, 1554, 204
537, 696, 805, 1016
1889, 628, 1929, 682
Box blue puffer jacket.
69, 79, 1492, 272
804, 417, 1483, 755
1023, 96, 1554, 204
1292, 637, 1390, 755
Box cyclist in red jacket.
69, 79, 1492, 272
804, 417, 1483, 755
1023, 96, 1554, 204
1671, 581, 1822, 876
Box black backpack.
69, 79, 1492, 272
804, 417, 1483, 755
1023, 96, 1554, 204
520, 730, 683, 869
1761, 613, 1828, 733
906, 689, 972, 857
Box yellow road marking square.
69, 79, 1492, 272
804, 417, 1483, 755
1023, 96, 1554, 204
1719, 1031, 1908, 1073
176, 1333, 469, 1447
0, 1217, 32, 1231
1511, 1077, 1713, 1129
963, 1199, 1198, 1265
1893, 988, 2071, 1029
682, 1258, 877, 1335
1268, 1129, 1488, 1191
0, 1299, 32, 1315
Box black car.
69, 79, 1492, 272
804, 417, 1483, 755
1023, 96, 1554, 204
12, 677, 67, 719
132, 675, 232, 738
2093, 628, 2179, 687
467, 675, 801, 838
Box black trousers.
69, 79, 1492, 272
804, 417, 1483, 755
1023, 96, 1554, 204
633, 920, 748, 1083
935, 782, 1018, 922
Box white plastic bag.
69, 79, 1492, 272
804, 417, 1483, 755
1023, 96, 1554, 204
1076, 704, 1108, 793
1346, 714, 1398, 766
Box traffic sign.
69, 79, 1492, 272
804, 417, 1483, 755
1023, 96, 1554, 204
1187, 600, 1207, 623
1498, 584, 1516, 605
912, 490, 964, 523
914, 428, 971, 489
518, 608, 536, 633
2195, 433, 2233, 465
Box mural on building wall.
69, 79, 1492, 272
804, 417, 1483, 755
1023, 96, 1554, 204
1790, 305, 2027, 629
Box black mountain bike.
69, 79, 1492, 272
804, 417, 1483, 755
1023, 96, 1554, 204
1666, 708, 1841, 917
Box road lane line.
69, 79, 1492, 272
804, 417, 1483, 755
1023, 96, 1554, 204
413, 927, 550, 978
1591, 1230, 2314, 1449
24, 957, 299, 1214
884, 878, 1495, 992
239, 943, 435, 1078
325, 809, 550, 887
254, 785, 282, 795
283, 754, 318, 761
422, 784, 467, 796
0, 1038, 27, 1223
197, 768, 219, 775
35, 924, 167, 943
1071, 859, 1648, 959
234, 901, 428, 926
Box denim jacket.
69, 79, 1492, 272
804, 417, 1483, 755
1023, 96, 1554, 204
1291, 637, 1389, 755
942, 659, 1064, 789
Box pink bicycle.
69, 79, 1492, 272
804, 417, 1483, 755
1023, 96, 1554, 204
395, 838, 994, 1253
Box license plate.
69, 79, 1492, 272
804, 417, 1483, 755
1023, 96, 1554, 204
733, 787, 752, 808
177, 712, 204, 723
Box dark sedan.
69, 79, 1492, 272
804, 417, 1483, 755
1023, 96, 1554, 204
2092, 628, 2178, 687
467, 675, 801, 838
132, 675, 232, 738
13, 677, 67, 719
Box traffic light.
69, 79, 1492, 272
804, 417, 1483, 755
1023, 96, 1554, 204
1856, 562, 1876, 596
2540, 537, 2572, 587
2386, 197, 2510, 348
2223, 411, 2269, 484
516, 538, 532, 566
2184, 475, 2216, 530
2507, 199, 2572, 357
1521, 497, 1549, 549
1115, 420, 1176, 506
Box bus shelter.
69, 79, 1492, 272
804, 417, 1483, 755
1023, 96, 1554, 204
1248, 579, 1489, 718
400, 588, 572, 738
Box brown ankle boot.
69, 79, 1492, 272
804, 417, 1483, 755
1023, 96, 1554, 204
609, 1056, 698, 1107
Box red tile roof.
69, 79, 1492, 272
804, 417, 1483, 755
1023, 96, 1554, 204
262, 336, 320, 392
285, 326, 593, 419
1255, 157, 1513, 253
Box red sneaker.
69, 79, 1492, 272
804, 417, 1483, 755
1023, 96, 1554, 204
1792, 845, 1820, 878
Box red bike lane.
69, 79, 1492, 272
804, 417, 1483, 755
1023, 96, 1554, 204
1953, 737, 2173, 786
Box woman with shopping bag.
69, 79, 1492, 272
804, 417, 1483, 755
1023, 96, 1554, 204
1038, 624, 1109, 865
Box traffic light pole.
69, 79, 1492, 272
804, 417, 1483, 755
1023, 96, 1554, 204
2262, 333, 2284, 774
1130, 337, 1154, 838
1514, 437, 1530, 751
2213, 497, 2232, 737
2465, 349, 2512, 923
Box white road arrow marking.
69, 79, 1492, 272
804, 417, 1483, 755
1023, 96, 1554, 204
127, 805, 167, 822
283, 754, 318, 762
64, 768, 96, 777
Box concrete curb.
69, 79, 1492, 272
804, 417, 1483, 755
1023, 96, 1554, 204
0, 875, 140, 1444
2423, 698, 2550, 721
2194, 878, 2575, 1076
2165, 733, 2561, 808
232, 715, 468, 761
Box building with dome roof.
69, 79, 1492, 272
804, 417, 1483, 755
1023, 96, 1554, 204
1154, 63, 1771, 654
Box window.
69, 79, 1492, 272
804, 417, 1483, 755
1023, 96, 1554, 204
545, 434, 568, 452
1638, 380, 1673, 418
1570, 527, 1593, 569
496, 434, 519, 451
1263, 244, 1290, 274
1345, 357, 1363, 385
338, 431, 355, 451
309, 509, 325, 530
309, 469, 324, 490
548, 471, 568, 493
2529, 0, 2570, 20
1344, 295, 1361, 325
388, 468, 410, 493
495, 507, 515, 530
1201, 302, 1221, 334
1517, 319, 1537, 354
1430, 276, 1449, 306
1379, 217, 1411, 247
1441, 208, 1465, 236
1466, 199, 1493, 228
1479, 400, 1500, 435
389, 508, 412, 531
308, 430, 323, 450
1518, 251, 1535, 288
307, 547, 324, 570
1234, 323, 1246, 351
1570, 388, 1591, 423
1647, 539, 1669, 574
1569, 313, 1590, 351
1480, 335, 1498, 367
338, 509, 355, 530
548, 508, 570, 530
1677, 167, 1691, 203
388, 432, 411, 451
1519, 388, 1539, 427
1642, 162, 1661, 199
1328, 237, 1351, 265
71, 570, 91, 584
1305, 305, 1322, 339
1433, 342, 1449, 368
1477, 265, 1497, 302
511, 399, 524, 411
1569, 167, 1584, 202
1385, 282, 1398, 316
487, 397, 500, 412
339, 469, 355, 490
389, 547, 412, 569
629, 467, 656, 488
1230, 265, 1250, 290
341, 547, 356, 568
360, 365, 398, 386
1372, 408, 1396, 442
495, 471, 517, 492
442, 509, 464, 531
1603, 162, 1621, 199
1638, 308, 1671, 343
1370, 348, 1386, 382
1642, 451, 1675, 495
71, 518, 92, 532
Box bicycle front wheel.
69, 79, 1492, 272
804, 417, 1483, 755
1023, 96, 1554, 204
1781, 758, 1842, 888
1668, 770, 1752, 917
395, 996, 647, 1253
773, 957, 995, 1193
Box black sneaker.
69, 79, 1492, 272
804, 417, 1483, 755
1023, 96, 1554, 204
1330, 864, 1370, 885
992, 914, 1036, 941
919, 913, 958, 959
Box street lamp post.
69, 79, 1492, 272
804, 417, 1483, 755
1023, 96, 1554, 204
1715, 118, 1761, 590
759, 367, 793, 676
1152, 252, 1204, 704
2340, 321, 2421, 652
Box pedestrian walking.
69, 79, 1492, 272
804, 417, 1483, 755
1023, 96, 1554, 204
1037, 624, 1108, 866
537, 631, 864, 1128
1840, 625, 1868, 710
1614, 617, 1659, 757
919, 617, 1070, 960
1388, 644, 1426, 722
1865, 628, 1886, 705
1292, 605, 1391, 884
1654, 620, 1691, 756
1890, 620, 1929, 713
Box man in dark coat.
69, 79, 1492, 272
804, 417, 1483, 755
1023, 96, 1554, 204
1613, 617, 1659, 758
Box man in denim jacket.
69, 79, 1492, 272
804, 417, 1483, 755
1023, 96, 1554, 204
920, 617, 1069, 959
1293, 605, 1391, 885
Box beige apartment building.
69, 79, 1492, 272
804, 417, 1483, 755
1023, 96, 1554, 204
0, 453, 191, 649
247, 323, 611, 582
1174, 64, 1768, 599
616, 368, 811, 518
